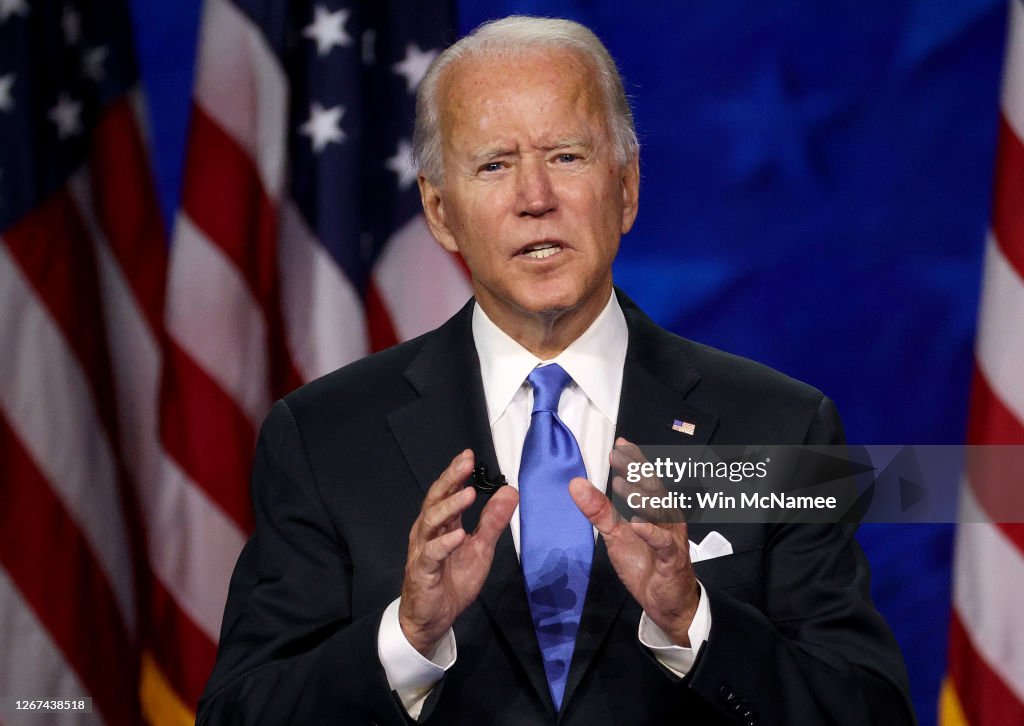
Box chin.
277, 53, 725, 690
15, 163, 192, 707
516, 283, 579, 312
519, 291, 595, 322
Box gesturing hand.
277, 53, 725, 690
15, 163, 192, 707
569, 438, 700, 647
398, 450, 519, 656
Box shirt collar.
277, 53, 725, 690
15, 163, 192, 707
472, 291, 628, 425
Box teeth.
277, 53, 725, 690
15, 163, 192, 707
524, 246, 561, 259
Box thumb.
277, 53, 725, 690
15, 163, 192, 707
569, 478, 619, 534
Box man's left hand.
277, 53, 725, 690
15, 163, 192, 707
568, 437, 700, 647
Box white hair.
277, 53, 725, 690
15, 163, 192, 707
412, 15, 639, 185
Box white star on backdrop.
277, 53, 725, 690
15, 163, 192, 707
392, 44, 437, 93
303, 5, 351, 57
48, 93, 83, 139
83, 46, 109, 82
300, 102, 346, 153
386, 139, 417, 189
0, 0, 28, 22
62, 6, 81, 44
0, 74, 15, 112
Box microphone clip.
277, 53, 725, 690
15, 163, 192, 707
471, 464, 507, 493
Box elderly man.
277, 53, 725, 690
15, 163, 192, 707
198, 16, 913, 725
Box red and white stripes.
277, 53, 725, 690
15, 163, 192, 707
147, 0, 470, 720
0, 94, 162, 725
0, 1, 472, 720
943, 1, 1024, 722
151, 0, 296, 712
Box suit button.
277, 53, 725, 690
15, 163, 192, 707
719, 685, 737, 702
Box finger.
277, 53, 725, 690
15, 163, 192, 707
569, 477, 622, 535
418, 528, 467, 573
612, 473, 652, 501
472, 486, 519, 548
612, 475, 677, 525
610, 442, 665, 496
608, 446, 634, 480
423, 450, 474, 506
611, 475, 650, 515
419, 485, 476, 535
416, 450, 474, 536
615, 436, 643, 457
611, 437, 647, 469
630, 518, 685, 559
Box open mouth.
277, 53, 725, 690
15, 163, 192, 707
518, 241, 564, 260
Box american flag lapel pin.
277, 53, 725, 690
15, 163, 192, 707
671, 419, 696, 436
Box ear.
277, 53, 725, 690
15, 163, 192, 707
418, 174, 460, 253
619, 152, 640, 235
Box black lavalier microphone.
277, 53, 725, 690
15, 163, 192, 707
471, 464, 507, 492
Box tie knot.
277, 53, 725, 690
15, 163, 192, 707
527, 364, 572, 413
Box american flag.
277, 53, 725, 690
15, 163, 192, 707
154, 0, 467, 720
942, 0, 1024, 722
0, 0, 469, 722
0, 0, 162, 723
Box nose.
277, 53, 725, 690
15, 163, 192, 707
515, 158, 556, 217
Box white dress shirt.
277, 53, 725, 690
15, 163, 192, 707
378, 292, 711, 716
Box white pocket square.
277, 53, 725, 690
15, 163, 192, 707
688, 531, 734, 563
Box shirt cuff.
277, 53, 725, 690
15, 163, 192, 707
637, 581, 711, 678
377, 597, 456, 717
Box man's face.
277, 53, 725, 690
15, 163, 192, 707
419, 48, 639, 335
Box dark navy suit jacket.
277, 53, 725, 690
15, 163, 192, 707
197, 291, 914, 725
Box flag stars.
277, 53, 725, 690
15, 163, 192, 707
0, 73, 15, 112
303, 5, 351, 57
0, 0, 27, 22
386, 139, 417, 189
83, 46, 109, 82
708, 60, 839, 186
48, 92, 83, 139
300, 102, 346, 152
62, 6, 81, 45
392, 44, 437, 93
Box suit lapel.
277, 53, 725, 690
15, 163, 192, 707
387, 301, 497, 501
387, 301, 554, 713
560, 291, 720, 716
613, 291, 718, 450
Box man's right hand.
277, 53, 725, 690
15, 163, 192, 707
398, 449, 519, 656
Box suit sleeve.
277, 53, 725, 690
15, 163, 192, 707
684, 396, 917, 725
196, 400, 412, 726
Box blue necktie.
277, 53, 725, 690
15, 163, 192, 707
519, 364, 594, 711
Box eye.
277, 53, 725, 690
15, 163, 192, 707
479, 161, 503, 173
555, 153, 579, 163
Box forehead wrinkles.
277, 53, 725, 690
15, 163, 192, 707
439, 49, 607, 153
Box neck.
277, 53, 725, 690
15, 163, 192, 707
477, 284, 612, 360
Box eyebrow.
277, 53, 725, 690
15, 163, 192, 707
468, 137, 593, 163
543, 137, 591, 151
469, 147, 517, 163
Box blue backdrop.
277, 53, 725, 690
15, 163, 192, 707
128, 2, 1008, 722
